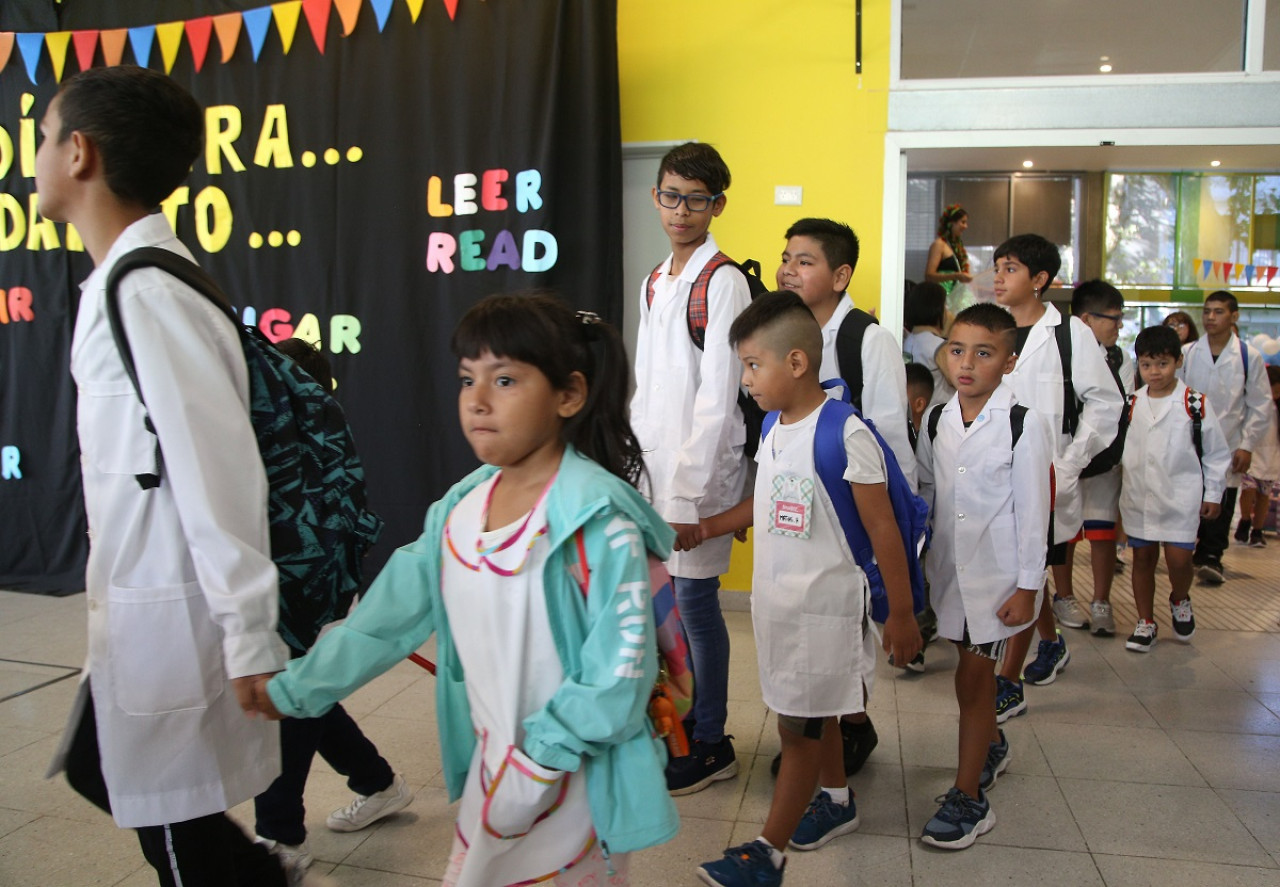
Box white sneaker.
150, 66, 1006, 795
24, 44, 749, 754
255, 836, 313, 880
1052, 596, 1087, 629
326, 773, 414, 832
1090, 600, 1115, 637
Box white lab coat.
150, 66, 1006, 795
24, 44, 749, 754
630, 233, 751, 578
1178, 334, 1272, 487
1246, 402, 1280, 482
1002, 304, 1124, 544
49, 214, 285, 828
819, 297, 919, 491
916, 383, 1053, 645
1120, 381, 1231, 543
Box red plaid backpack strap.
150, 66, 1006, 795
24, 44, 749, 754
685, 251, 732, 350
644, 262, 664, 310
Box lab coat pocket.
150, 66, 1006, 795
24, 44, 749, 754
78, 379, 154, 476
990, 515, 1019, 574
107, 581, 224, 715
481, 745, 569, 839
802, 613, 861, 676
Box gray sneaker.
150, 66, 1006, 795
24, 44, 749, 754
1090, 600, 1115, 637
1052, 596, 1087, 629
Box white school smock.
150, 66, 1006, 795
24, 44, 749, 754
1120, 381, 1231, 544
50, 213, 286, 828
1080, 343, 1135, 523
630, 233, 751, 579
1178, 334, 1272, 486
441, 474, 595, 887
916, 383, 1053, 645
904, 329, 955, 408
751, 404, 880, 717
1002, 304, 1124, 544
1246, 402, 1280, 483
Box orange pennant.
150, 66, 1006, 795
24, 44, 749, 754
72, 30, 98, 71
213, 12, 242, 63
333, 0, 361, 35
156, 21, 185, 74
0, 32, 12, 74
442, 0, 459, 19
100, 29, 128, 66
302, 0, 330, 52
405, 0, 426, 22
185, 17, 213, 72
273, 2, 303, 55
46, 32, 72, 82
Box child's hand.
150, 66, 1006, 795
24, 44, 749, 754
233, 673, 284, 720
1201, 501, 1222, 520
881, 612, 923, 667
671, 522, 702, 552
997, 588, 1038, 627
1231, 449, 1253, 475
733, 527, 749, 542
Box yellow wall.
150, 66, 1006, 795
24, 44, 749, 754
618, 0, 892, 590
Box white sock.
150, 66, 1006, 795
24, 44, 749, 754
755, 836, 785, 869
822, 785, 851, 805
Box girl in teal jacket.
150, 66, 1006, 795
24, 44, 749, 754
263, 295, 678, 886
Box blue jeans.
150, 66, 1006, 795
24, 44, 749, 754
674, 575, 730, 744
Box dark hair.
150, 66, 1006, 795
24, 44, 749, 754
1162, 310, 1200, 342
1206, 290, 1239, 313
451, 293, 644, 487
1267, 364, 1280, 386
656, 142, 731, 194
936, 204, 967, 238
952, 302, 1016, 337
55, 66, 203, 209
783, 217, 859, 275
904, 281, 947, 330
1134, 325, 1182, 360
729, 289, 811, 348
1071, 279, 1124, 317
993, 234, 1061, 288
905, 362, 935, 398
275, 338, 333, 391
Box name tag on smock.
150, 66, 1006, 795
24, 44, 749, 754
770, 473, 814, 538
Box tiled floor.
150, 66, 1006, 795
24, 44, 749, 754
1, 539, 1278, 886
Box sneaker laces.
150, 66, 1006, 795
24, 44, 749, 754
931, 787, 980, 823
333, 792, 374, 821
1171, 599, 1193, 621
1133, 620, 1157, 639
722, 841, 774, 870
1030, 637, 1060, 671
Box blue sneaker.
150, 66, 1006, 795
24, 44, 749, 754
788, 790, 861, 850
979, 729, 1010, 792
1023, 632, 1070, 686
995, 675, 1026, 724
920, 787, 996, 850
697, 840, 784, 886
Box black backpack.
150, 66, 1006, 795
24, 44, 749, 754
832, 306, 879, 412
105, 248, 384, 653
1055, 323, 1126, 479
646, 252, 769, 456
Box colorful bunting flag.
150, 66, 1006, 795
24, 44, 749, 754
45, 32, 71, 82
1201, 259, 1212, 280
101, 29, 128, 66
334, 0, 362, 35
17, 32, 45, 84
442, 0, 459, 20
243, 7, 273, 62
72, 30, 98, 72
185, 17, 214, 72
406, 0, 426, 23
212, 13, 242, 63
302, 0, 330, 53
272, 2, 303, 56
1213, 261, 1223, 280
127, 26, 155, 68
371, 0, 394, 32
1224, 262, 1234, 280
1246, 264, 1256, 285
156, 21, 185, 73
0, 32, 13, 74
1268, 267, 1279, 286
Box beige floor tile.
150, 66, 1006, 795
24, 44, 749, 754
0, 808, 37, 841
1033, 721, 1206, 785
1216, 658, 1280, 694
1168, 729, 1280, 792
1022, 684, 1157, 728
0, 814, 142, 887
632, 814, 734, 886
782, 832, 913, 887
1216, 788, 1280, 853
1135, 687, 1280, 735
1059, 777, 1274, 866
1093, 854, 1280, 885
910, 842, 1105, 885
325, 864, 443, 885
981, 773, 1089, 853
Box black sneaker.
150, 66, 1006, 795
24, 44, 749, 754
769, 718, 879, 778
667, 736, 737, 795
1250, 529, 1267, 548
1234, 520, 1252, 544
1196, 560, 1225, 585
979, 729, 1010, 792
1170, 598, 1196, 642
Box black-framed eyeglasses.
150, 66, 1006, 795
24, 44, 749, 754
656, 190, 722, 212
1087, 311, 1123, 324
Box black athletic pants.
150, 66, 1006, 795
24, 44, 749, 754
1195, 486, 1238, 566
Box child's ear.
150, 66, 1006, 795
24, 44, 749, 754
788, 347, 809, 377
1004, 352, 1018, 374
1032, 270, 1051, 293
710, 193, 727, 218
558, 371, 588, 418
833, 263, 853, 293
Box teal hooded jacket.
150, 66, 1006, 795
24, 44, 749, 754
267, 446, 681, 855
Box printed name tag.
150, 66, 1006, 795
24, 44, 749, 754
770, 474, 814, 539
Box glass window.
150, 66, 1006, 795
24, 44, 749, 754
902, 0, 1247, 79
1105, 174, 1177, 286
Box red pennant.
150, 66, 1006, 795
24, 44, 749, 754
72, 30, 98, 71
185, 17, 213, 72
1267, 266, 1278, 286
1223, 262, 1234, 280
302, 0, 330, 53
443, 0, 459, 20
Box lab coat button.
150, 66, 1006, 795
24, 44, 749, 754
958, 466, 967, 474
957, 512, 966, 520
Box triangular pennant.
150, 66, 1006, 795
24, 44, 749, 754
302, 0, 330, 53
72, 30, 98, 71
405, 0, 426, 23
1246, 264, 1256, 285
155, 22, 185, 74
1213, 261, 1224, 280
442, 0, 459, 20
100, 29, 128, 66
1267, 267, 1278, 286
128, 25, 155, 67
45, 32, 71, 82
212, 13, 242, 63
1201, 259, 1212, 280
371, 0, 394, 32
272, 2, 303, 55
16, 33, 45, 84
243, 8, 273, 61
1224, 262, 1234, 280
0, 33, 13, 75
333, 0, 361, 36
185, 17, 213, 72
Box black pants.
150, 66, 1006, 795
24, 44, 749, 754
1195, 486, 1238, 566
253, 702, 394, 845
64, 683, 287, 887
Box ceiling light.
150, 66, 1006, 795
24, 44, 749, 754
1099, 64, 1113, 73
1210, 160, 1221, 167
1022, 160, 1034, 168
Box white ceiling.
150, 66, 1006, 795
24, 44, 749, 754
906, 143, 1280, 174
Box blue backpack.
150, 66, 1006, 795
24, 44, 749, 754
760, 380, 930, 623
104, 248, 384, 653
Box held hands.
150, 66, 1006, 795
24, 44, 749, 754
670, 522, 703, 552
881, 612, 923, 668
1201, 501, 1222, 520
232, 673, 284, 720
997, 588, 1038, 627
1231, 449, 1253, 475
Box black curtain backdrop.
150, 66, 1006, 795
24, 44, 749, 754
0, 0, 622, 592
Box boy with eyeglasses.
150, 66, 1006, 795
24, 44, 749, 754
630, 142, 752, 795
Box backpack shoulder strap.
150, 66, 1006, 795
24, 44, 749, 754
1054, 319, 1076, 436
1010, 403, 1027, 450
926, 403, 945, 445
685, 251, 733, 350
812, 398, 862, 555
1240, 339, 1250, 396
644, 262, 664, 310
1185, 387, 1204, 460
835, 306, 878, 411
761, 409, 780, 444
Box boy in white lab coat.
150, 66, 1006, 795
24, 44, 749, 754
630, 142, 751, 794
916, 303, 1054, 850
1122, 326, 1230, 652
1178, 290, 1272, 584
695, 291, 921, 885
37, 67, 289, 884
